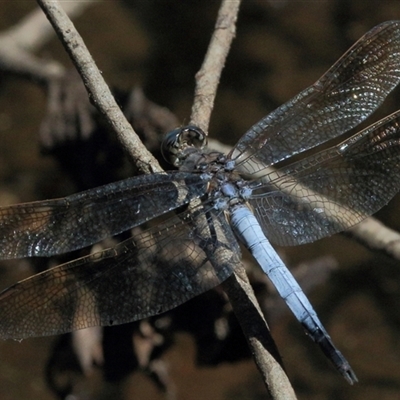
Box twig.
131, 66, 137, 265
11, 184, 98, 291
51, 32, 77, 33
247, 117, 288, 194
189, 1, 296, 398
190, 0, 240, 134
223, 268, 297, 399
348, 216, 400, 259
37, 0, 162, 175
0, 2, 94, 82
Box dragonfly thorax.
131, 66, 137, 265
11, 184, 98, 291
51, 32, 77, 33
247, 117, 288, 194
187, 152, 251, 211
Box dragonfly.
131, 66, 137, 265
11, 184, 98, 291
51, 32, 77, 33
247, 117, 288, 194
1, 21, 400, 385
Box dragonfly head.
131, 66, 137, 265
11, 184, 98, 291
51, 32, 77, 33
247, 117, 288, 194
161, 125, 207, 167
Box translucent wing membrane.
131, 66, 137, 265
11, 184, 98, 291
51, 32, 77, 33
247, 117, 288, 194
0, 172, 207, 259
249, 109, 400, 246
2, 21, 400, 385
231, 21, 400, 173
0, 204, 240, 339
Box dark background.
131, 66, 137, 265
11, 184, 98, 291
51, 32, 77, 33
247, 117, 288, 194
1, 1, 400, 399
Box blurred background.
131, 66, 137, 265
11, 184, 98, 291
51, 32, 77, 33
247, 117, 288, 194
1, 0, 400, 399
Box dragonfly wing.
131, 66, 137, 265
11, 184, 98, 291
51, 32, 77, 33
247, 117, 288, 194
0, 203, 240, 339
0, 171, 207, 259
248, 109, 400, 245
231, 21, 400, 173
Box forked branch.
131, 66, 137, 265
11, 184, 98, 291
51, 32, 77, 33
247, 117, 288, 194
35, 0, 297, 398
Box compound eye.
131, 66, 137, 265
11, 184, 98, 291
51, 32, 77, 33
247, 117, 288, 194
182, 125, 207, 149
161, 128, 181, 165
161, 125, 207, 166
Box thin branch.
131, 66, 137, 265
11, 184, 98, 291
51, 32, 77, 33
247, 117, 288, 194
37, 0, 162, 175
348, 216, 400, 259
189, 0, 296, 398
223, 268, 297, 399
190, 0, 240, 133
